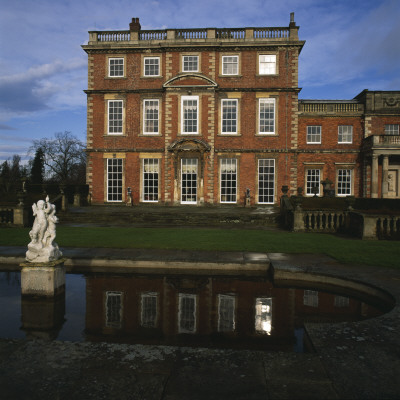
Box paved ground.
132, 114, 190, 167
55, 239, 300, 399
0, 246, 399, 399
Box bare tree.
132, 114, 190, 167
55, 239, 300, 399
30, 131, 86, 184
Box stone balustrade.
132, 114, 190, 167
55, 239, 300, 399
94, 31, 130, 42
359, 213, 400, 239
88, 26, 294, 44
373, 135, 400, 146
299, 101, 363, 114
281, 199, 400, 239
302, 210, 347, 232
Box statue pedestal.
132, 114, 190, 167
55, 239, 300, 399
20, 258, 66, 297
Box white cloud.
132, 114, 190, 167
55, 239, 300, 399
0, 58, 86, 119
298, 0, 400, 97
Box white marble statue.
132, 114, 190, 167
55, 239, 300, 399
26, 196, 63, 263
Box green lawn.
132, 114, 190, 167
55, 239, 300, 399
1, 226, 398, 268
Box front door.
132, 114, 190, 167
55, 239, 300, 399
181, 158, 198, 204
387, 170, 399, 198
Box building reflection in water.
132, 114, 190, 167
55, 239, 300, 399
84, 273, 384, 351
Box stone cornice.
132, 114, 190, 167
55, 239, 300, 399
82, 42, 305, 55
84, 87, 302, 95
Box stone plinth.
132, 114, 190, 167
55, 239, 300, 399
20, 258, 66, 297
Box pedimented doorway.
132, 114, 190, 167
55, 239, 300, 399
168, 138, 211, 205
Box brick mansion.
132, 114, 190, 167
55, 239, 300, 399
82, 14, 400, 206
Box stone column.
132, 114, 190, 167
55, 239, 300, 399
371, 154, 379, 198
382, 156, 389, 198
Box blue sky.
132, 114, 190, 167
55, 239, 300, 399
1, 0, 399, 164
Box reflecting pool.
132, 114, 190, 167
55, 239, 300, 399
0, 271, 388, 352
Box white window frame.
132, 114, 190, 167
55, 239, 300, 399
107, 158, 123, 202
142, 158, 159, 202
107, 100, 124, 135
220, 159, 237, 203
181, 95, 199, 134
337, 169, 352, 197
385, 124, 399, 135
178, 294, 197, 334
222, 55, 239, 75
258, 159, 275, 204
259, 54, 276, 75
141, 292, 158, 328
143, 99, 159, 135
144, 56, 160, 76
338, 125, 353, 144
307, 126, 321, 144
258, 98, 275, 135
105, 291, 123, 328
182, 55, 199, 72
221, 99, 238, 135
306, 169, 321, 196
218, 294, 236, 332
108, 57, 124, 77
255, 297, 272, 335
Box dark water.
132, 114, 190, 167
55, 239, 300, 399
0, 271, 388, 352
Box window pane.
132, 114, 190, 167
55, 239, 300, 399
182, 97, 198, 133
222, 56, 238, 75
259, 54, 276, 75
221, 99, 237, 134
178, 294, 196, 333
385, 124, 399, 135
181, 158, 198, 203
259, 99, 275, 134
307, 126, 321, 143
144, 57, 159, 76
141, 293, 158, 327
334, 295, 349, 308
106, 291, 122, 328
303, 290, 318, 307
255, 297, 272, 335
107, 158, 123, 202
143, 100, 159, 134
183, 56, 198, 72
109, 58, 124, 77
337, 169, 351, 196
143, 159, 159, 202
258, 159, 275, 204
218, 295, 235, 332
338, 125, 353, 143
306, 169, 320, 196
220, 159, 237, 203
108, 100, 123, 134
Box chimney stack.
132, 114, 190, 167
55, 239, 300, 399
130, 17, 141, 32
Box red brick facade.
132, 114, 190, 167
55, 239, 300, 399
82, 15, 400, 205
